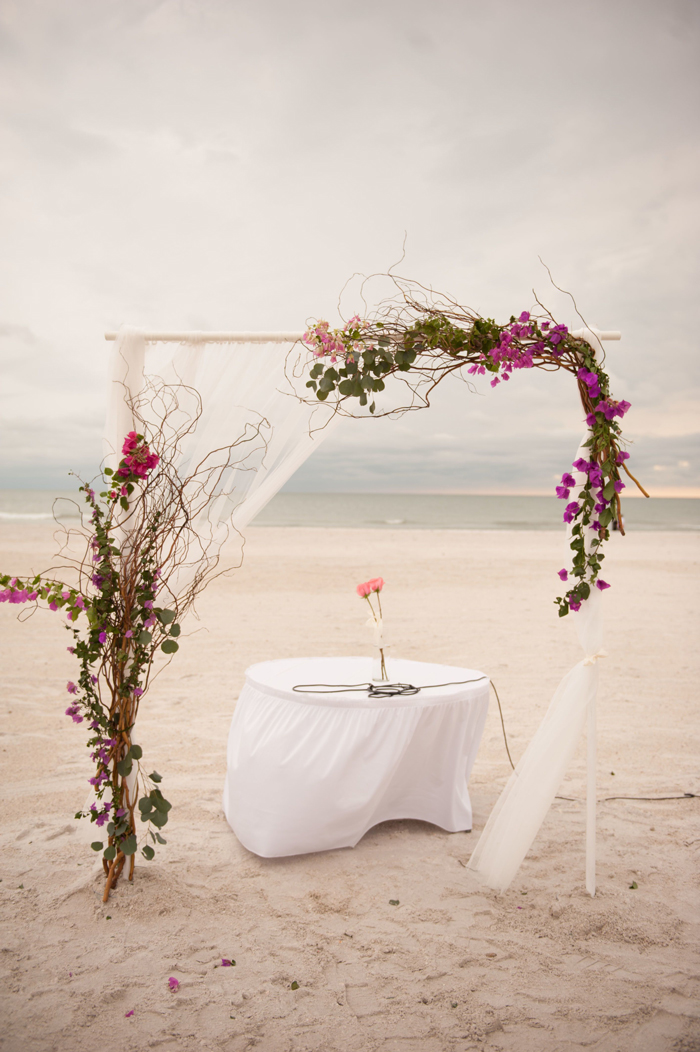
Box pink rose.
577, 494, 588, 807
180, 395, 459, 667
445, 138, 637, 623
356, 581, 372, 597
367, 577, 384, 593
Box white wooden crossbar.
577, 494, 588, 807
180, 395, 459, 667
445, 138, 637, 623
104, 331, 305, 343
105, 328, 620, 345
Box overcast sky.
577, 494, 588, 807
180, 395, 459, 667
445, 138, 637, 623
1, 0, 698, 495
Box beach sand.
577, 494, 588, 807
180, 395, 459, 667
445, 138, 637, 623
0, 523, 698, 1052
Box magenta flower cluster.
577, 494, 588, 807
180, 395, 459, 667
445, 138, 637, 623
117, 431, 159, 480
467, 313, 570, 388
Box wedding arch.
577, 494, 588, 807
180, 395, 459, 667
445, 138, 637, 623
1, 281, 646, 901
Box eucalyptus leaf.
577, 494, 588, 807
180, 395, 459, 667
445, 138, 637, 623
142, 845, 155, 861
121, 835, 137, 856
161, 639, 179, 654
156, 609, 176, 625
91, 841, 104, 851
103, 845, 116, 861
130, 744, 143, 760
168, 624, 181, 637
149, 771, 162, 783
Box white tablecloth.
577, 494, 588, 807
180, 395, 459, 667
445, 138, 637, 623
222, 656, 490, 858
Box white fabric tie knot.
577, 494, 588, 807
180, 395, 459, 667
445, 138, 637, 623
583, 649, 607, 666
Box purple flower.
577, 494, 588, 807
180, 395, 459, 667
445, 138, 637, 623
563, 502, 580, 524
596, 579, 611, 591
115, 808, 127, 817
125, 1010, 134, 1018
560, 473, 576, 488
556, 486, 571, 500
616, 451, 630, 464
518, 311, 530, 322
221, 959, 233, 967
67, 682, 78, 695
143, 600, 154, 610
67, 646, 75, 654
573, 458, 590, 474
133, 687, 143, 697
98, 631, 107, 644
569, 598, 582, 612
614, 480, 625, 493
558, 569, 568, 581
586, 413, 597, 428
591, 520, 603, 532
168, 977, 180, 990
125, 630, 133, 638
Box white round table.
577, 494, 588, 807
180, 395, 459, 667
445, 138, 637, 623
222, 656, 490, 858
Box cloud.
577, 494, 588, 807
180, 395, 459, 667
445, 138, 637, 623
0, 0, 698, 492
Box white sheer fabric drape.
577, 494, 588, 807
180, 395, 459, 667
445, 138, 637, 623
467, 434, 604, 894
103, 326, 335, 569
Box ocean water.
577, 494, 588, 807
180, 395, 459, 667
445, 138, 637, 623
0, 489, 698, 531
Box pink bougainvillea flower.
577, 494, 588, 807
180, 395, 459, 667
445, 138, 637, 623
168, 977, 179, 990
596, 579, 611, 591
555, 485, 570, 500
125, 1009, 134, 1017
98, 631, 107, 644
557, 569, 568, 581
67, 682, 78, 694
569, 598, 582, 612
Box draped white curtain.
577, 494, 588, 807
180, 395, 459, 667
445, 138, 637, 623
467, 430, 605, 895
103, 326, 335, 567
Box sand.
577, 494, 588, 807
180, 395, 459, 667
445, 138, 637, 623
0, 522, 698, 1052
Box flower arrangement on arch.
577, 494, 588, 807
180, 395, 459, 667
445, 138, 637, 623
1, 385, 267, 901
303, 282, 648, 618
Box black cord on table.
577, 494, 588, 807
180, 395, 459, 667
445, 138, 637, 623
291, 677, 696, 805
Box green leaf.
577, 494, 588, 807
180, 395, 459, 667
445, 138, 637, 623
103, 845, 116, 861
130, 744, 143, 760
91, 841, 104, 851
629, 881, 638, 890
155, 832, 167, 844
121, 835, 137, 856
603, 481, 616, 501
149, 771, 162, 783
142, 845, 155, 860
119, 497, 129, 512
599, 508, 613, 527
389, 899, 399, 906
149, 809, 168, 828
104, 467, 113, 476
138, 797, 154, 814
291, 981, 299, 990
138, 630, 152, 646
156, 609, 176, 625
117, 757, 133, 777
150, 789, 172, 813
161, 639, 179, 654
169, 624, 181, 637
